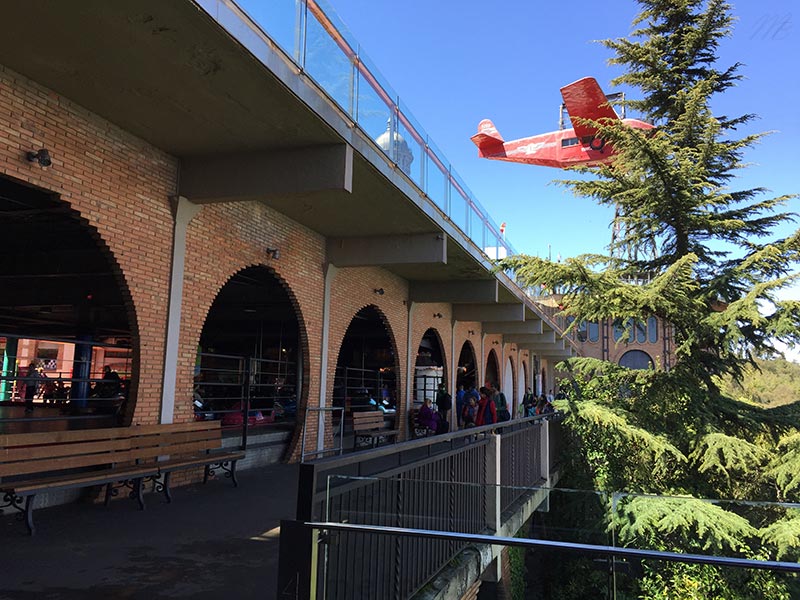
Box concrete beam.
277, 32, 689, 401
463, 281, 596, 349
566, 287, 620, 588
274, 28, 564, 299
504, 332, 556, 345
179, 144, 353, 203
327, 234, 447, 267
482, 320, 543, 335
453, 303, 525, 323
409, 280, 497, 303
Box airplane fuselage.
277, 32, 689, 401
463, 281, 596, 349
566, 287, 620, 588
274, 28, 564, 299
476, 119, 652, 168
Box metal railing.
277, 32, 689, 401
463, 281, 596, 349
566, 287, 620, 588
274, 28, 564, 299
301, 406, 345, 461
197, 0, 515, 265
287, 414, 557, 599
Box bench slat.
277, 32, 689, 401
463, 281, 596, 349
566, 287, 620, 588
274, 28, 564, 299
7, 464, 158, 494
2, 438, 132, 463
0, 428, 132, 448
0, 448, 134, 478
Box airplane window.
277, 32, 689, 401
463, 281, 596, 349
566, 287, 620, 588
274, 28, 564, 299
561, 137, 579, 147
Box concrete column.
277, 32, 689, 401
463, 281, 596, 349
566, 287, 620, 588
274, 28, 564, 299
449, 319, 457, 431
483, 432, 503, 582
540, 418, 550, 486
316, 263, 337, 454
405, 301, 416, 413
72, 335, 93, 407
160, 196, 201, 424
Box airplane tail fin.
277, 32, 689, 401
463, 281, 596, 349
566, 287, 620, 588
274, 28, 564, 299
471, 119, 505, 156
560, 77, 620, 140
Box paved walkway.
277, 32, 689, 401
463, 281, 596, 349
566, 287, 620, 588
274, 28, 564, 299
1, 463, 299, 599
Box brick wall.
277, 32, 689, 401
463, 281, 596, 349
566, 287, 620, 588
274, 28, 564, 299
0, 64, 177, 425
180, 201, 326, 460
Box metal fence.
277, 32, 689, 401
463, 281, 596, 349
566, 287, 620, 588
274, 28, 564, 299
285, 414, 557, 599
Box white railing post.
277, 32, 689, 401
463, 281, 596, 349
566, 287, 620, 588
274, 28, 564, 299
483, 431, 502, 582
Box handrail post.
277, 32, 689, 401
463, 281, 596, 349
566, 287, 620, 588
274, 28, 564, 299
540, 418, 550, 486
482, 431, 502, 583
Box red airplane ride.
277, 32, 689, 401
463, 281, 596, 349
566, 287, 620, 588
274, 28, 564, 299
471, 77, 653, 168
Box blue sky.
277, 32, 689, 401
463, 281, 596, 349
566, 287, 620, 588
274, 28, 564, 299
323, 0, 798, 261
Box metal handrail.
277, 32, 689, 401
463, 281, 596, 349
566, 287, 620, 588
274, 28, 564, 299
301, 406, 345, 461
306, 521, 800, 573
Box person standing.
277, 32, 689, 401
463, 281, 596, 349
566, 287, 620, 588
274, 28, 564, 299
455, 385, 466, 427
435, 383, 452, 425
22, 361, 42, 414
475, 387, 497, 426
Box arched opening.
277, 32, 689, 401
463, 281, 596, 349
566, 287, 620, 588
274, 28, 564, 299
333, 306, 398, 415
520, 359, 529, 400
413, 328, 447, 408
456, 341, 477, 392
485, 349, 500, 390
503, 357, 515, 411
619, 349, 654, 370
194, 266, 304, 440
1, 175, 136, 433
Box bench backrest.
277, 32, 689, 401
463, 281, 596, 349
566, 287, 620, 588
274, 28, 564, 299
0, 428, 134, 479
0, 421, 224, 479
128, 420, 223, 463
352, 411, 385, 431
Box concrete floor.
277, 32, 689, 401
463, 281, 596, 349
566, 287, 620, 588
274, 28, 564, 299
0, 463, 299, 599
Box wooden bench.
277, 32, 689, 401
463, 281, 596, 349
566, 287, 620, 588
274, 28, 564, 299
0, 421, 243, 535
352, 411, 399, 449
408, 408, 436, 439
126, 421, 245, 503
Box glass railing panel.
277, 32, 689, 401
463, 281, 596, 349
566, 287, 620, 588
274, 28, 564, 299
449, 182, 468, 233
308, 0, 361, 54
395, 100, 425, 188
230, 0, 301, 61
303, 8, 356, 117
354, 61, 392, 147
612, 493, 800, 560
424, 138, 448, 212
618, 558, 800, 599
469, 204, 485, 250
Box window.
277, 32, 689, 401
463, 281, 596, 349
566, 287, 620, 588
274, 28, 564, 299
588, 322, 599, 343
619, 349, 654, 370
613, 320, 626, 342
577, 320, 588, 342
648, 316, 658, 343
561, 137, 579, 147
636, 319, 646, 343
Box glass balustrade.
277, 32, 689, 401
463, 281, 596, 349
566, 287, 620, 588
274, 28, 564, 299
200, 1, 532, 305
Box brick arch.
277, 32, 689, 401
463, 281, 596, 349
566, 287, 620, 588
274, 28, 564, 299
485, 348, 500, 389
457, 339, 478, 389
416, 326, 448, 388
61, 201, 142, 425
329, 303, 402, 402
503, 355, 516, 406
0, 174, 141, 425
181, 263, 311, 424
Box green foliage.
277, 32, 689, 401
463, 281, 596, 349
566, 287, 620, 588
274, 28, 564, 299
766, 433, 800, 502
759, 510, 800, 561
716, 358, 800, 407
689, 433, 769, 496
496, 0, 800, 596
614, 496, 756, 553
507, 542, 526, 600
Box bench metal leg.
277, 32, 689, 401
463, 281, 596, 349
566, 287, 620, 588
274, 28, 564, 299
134, 478, 145, 511
104, 483, 113, 507
24, 495, 36, 536
203, 464, 210, 484
163, 472, 172, 503
230, 460, 239, 488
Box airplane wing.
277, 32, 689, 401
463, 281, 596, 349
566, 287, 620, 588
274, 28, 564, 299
559, 77, 619, 140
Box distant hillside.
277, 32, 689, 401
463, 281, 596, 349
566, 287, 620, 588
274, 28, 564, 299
717, 358, 800, 407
